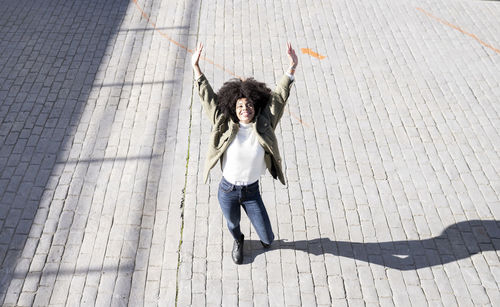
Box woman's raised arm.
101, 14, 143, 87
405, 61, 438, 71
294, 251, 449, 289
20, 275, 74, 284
267, 43, 298, 128
192, 42, 220, 124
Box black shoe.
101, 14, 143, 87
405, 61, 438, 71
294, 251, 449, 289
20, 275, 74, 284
260, 241, 271, 249
232, 234, 244, 264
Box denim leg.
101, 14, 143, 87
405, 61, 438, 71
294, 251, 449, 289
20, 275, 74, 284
241, 183, 274, 245
218, 178, 243, 241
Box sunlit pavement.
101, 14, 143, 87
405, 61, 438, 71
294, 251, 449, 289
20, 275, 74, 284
1, 0, 499, 305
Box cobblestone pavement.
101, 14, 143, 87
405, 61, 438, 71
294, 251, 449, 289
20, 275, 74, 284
1, 0, 499, 306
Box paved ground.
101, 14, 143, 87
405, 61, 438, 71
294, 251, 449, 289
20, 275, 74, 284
1, 0, 499, 306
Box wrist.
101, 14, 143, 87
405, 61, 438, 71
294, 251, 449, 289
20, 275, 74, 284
193, 67, 202, 78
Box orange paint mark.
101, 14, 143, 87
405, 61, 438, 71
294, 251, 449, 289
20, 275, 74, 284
417, 7, 500, 55
290, 112, 310, 128
301, 48, 326, 60
132, 0, 240, 78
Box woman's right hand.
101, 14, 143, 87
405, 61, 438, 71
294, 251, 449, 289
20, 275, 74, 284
192, 42, 203, 68
192, 42, 203, 78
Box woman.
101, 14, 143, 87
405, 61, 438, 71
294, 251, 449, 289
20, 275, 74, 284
192, 42, 298, 264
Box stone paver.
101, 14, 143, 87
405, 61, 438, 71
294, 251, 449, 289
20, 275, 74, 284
1, 0, 500, 306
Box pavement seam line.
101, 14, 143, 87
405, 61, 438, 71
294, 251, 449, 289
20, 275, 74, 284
175, 102, 191, 307
174, 0, 203, 305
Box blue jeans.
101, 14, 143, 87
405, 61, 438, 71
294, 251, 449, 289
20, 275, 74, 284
218, 177, 275, 245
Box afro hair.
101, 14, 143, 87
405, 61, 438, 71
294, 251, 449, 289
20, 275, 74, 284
216, 78, 271, 123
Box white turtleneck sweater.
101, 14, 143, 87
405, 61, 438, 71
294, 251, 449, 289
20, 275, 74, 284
222, 123, 266, 185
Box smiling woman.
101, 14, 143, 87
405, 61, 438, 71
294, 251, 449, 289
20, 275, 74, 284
192, 42, 298, 264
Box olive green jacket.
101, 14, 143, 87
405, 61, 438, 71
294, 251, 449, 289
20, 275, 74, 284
195, 73, 294, 185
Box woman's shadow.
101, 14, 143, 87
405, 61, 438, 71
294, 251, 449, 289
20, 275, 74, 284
244, 220, 500, 270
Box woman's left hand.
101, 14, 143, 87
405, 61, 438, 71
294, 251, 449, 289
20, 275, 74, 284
286, 42, 298, 74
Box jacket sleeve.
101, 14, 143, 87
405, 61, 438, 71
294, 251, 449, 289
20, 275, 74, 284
195, 74, 220, 125
268, 74, 294, 129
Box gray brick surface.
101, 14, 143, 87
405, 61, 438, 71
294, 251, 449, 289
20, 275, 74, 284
1, 0, 500, 305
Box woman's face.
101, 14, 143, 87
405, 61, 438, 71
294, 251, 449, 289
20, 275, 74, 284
235, 98, 255, 124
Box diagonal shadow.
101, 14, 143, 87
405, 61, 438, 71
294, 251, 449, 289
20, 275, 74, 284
118, 26, 191, 32
245, 220, 500, 270
96, 79, 178, 87
0, 0, 195, 301
0, 0, 130, 301
58, 154, 163, 165
8, 263, 136, 280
